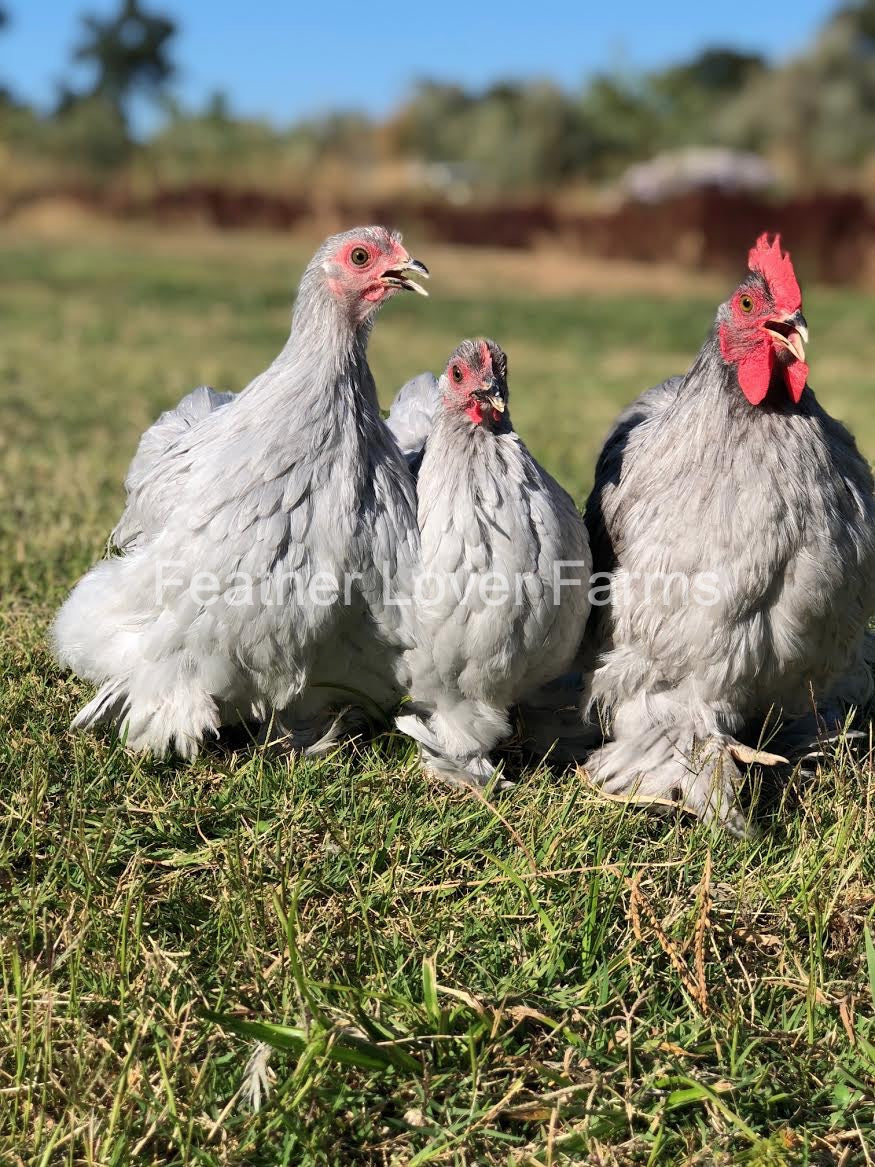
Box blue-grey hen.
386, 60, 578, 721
396, 339, 591, 785
584, 234, 875, 835
53, 227, 429, 757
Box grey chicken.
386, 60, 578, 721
584, 234, 875, 835
396, 339, 591, 785
53, 226, 429, 757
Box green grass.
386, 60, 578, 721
1, 229, 874, 1165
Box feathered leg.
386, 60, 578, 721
71, 660, 221, 760
583, 726, 780, 838
396, 698, 511, 789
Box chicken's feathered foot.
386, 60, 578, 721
582, 728, 783, 838
395, 708, 513, 790
71, 675, 221, 760
419, 745, 514, 791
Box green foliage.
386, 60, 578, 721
720, 0, 875, 173
0, 3, 12, 107
0, 0, 178, 178
141, 97, 378, 188
147, 99, 293, 184
646, 48, 766, 149
50, 95, 132, 170
4, 1, 875, 193
388, 51, 767, 188
577, 74, 659, 175
0, 94, 130, 177
391, 79, 601, 189
1, 228, 874, 1163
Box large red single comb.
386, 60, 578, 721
747, 233, 802, 310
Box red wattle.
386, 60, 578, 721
736, 346, 774, 405
786, 359, 808, 403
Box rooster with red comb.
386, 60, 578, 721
583, 234, 875, 836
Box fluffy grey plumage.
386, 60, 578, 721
53, 226, 429, 757
584, 238, 875, 835
396, 339, 591, 785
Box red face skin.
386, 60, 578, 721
447, 341, 505, 425
718, 234, 809, 406
324, 233, 425, 322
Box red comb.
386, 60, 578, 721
747, 233, 801, 311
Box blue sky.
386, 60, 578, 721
1, 0, 838, 125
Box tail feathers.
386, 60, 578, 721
384, 371, 441, 466
125, 384, 235, 497
583, 727, 755, 838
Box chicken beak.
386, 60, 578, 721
764, 310, 809, 363
475, 377, 507, 414
382, 256, 430, 297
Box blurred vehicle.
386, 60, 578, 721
621, 147, 777, 203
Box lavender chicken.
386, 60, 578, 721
54, 227, 428, 757
396, 339, 591, 786
584, 234, 875, 835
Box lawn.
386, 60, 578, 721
1, 223, 874, 1166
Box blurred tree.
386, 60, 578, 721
390, 81, 474, 163
0, 4, 15, 107
656, 48, 766, 96
203, 90, 231, 124
644, 48, 766, 149
70, 0, 176, 127
47, 96, 132, 170
304, 111, 374, 158
577, 75, 658, 175
390, 79, 600, 189
145, 90, 309, 188
721, 0, 875, 175
6, 0, 875, 199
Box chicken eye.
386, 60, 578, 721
739, 294, 754, 313
350, 247, 370, 267
451, 364, 464, 383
